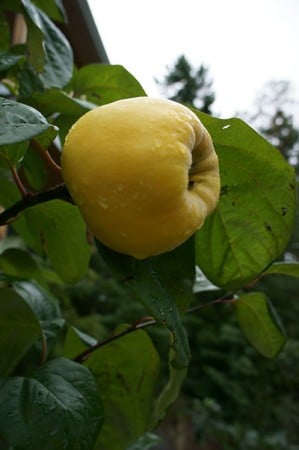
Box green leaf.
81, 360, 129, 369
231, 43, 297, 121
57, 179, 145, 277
21, 145, 48, 191
0, 287, 42, 375
0, 357, 103, 450
147, 237, 195, 311
73, 326, 160, 450
0, 51, 24, 71
0, 248, 44, 284
194, 113, 296, 289
13, 281, 65, 355
97, 241, 191, 369
32, 0, 67, 22
262, 261, 299, 278
0, 12, 10, 50
64, 327, 97, 360
22, 0, 73, 88
30, 88, 96, 117
0, 96, 57, 146
0, 140, 29, 165
148, 348, 187, 430
126, 433, 163, 450
72, 64, 146, 106
234, 292, 286, 358
23, 200, 91, 283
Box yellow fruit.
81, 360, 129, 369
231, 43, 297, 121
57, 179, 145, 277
61, 97, 220, 259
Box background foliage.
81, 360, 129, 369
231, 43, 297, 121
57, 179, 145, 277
0, 3, 298, 450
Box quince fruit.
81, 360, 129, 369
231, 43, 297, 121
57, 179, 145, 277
61, 97, 220, 259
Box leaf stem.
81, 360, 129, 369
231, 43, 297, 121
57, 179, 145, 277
0, 183, 73, 225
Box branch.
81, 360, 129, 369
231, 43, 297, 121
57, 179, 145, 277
73, 317, 156, 363
0, 183, 73, 225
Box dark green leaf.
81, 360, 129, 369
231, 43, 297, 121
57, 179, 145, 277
194, 112, 296, 289
0, 97, 57, 145
72, 64, 146, 106
235, 292, 286, 358
0, 140, 29, 165
126, 433, 163, 450
64, 326, 160, 450
0, 287, 42, 375
24, 3, 45, 73
0, 51, 24, 72
0, 358, 103, 450
23, 200, 91, 283
14, 281, 65, 355
0, 13, 10, 50
22, 0, 73, 88
17, 61, 45, 99
262, 262, 299, 278
0, 248, 44, 284
147, 237, 195, 311
32, 0, 67, 22
97, 242, 191, 369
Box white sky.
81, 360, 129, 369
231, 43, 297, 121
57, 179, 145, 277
88, 0, 299, 120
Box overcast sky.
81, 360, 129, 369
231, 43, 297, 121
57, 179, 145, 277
88, 0, 299, 121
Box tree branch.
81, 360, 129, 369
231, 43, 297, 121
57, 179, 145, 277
0, 183, 73, 225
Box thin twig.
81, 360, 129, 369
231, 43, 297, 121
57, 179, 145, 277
6, 158, 27, 198
30, 139, 62, 175
73, 317, 156, 363
0, 183, 73, 225
73, 292, 238, 364
187, 292, 236, 313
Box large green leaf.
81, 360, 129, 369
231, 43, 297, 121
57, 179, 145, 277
194, 113, 296, 289
97, 241, 191, 369
22, 0, 73, 88
0, 358, 103, 450
72, 64, 146, 106
0, 97, 57, 146
234, 292, 286, 358
0, 248, 44, 284
0, 287, 42, 375
23, 200, 90, 283
83, 327, 159, 450
14, 281, 65, 355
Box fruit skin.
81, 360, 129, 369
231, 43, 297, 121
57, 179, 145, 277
61, 97, 220, 259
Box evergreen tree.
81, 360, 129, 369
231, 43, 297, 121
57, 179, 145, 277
158, 55, 215, 114
249, 80, 299, 167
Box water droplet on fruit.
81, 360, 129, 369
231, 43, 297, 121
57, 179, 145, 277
98, 197, 108, 209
